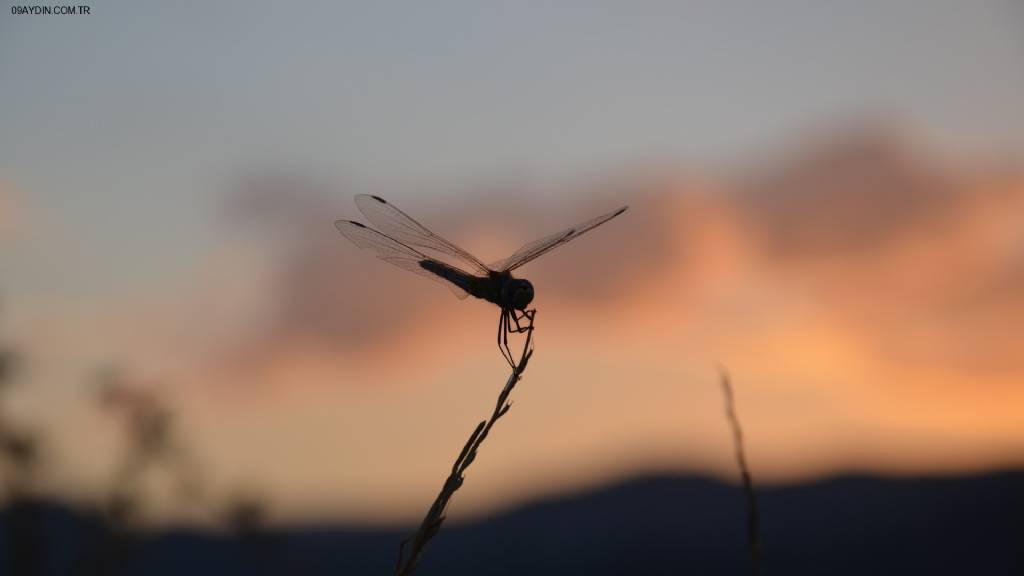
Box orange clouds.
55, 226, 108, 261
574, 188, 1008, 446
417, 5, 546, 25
181, 127, 1024, 523
12, 127, 1024, 524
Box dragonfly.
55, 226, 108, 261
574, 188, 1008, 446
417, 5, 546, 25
335, 195, 628, 367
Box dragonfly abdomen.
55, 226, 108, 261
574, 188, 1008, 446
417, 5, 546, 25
419, 259, 488, 298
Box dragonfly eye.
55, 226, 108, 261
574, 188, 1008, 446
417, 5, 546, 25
508, 279, 534, 310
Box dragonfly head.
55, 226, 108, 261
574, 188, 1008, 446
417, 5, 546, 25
502, 278, 534, 310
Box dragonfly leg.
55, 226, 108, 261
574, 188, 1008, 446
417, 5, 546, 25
497, 309, 517, 369
507, 308, 535, 334
496, 308, 536, 370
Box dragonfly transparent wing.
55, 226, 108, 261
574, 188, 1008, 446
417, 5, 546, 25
334, 219, 469, 299
354, 194, 492, 275
490, 206, 628, 272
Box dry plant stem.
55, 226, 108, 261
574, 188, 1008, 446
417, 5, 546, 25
395, 312, 536, 576
720, 368, 761, 576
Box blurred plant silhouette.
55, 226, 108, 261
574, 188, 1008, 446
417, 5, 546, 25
223, 491, 277, 575
78, 368, 209, 575
94, 367, 208, 526
0, 301, 46, 576
223, 493, 267, 535
719, 368, 761, 576
0, 349, 39, 498
0, 294, 284, 575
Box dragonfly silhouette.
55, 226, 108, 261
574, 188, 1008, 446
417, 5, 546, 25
335, 195, 628, 367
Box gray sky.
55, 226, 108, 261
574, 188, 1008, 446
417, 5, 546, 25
2, 0, 1023, 311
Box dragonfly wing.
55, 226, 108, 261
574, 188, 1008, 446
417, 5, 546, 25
334, 220, 469, 299
491, 205, 628, 272
354, 195, 492, 275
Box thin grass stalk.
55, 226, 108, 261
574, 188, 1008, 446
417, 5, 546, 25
719, 368, 761, 576
394, 313, 536, 576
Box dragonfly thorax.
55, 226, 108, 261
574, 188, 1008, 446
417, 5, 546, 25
500, 277, 534, 311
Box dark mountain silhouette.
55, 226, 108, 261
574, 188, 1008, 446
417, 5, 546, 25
2, 470, 1022, 575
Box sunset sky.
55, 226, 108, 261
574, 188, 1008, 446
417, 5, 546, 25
1, 1, 1023, 525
